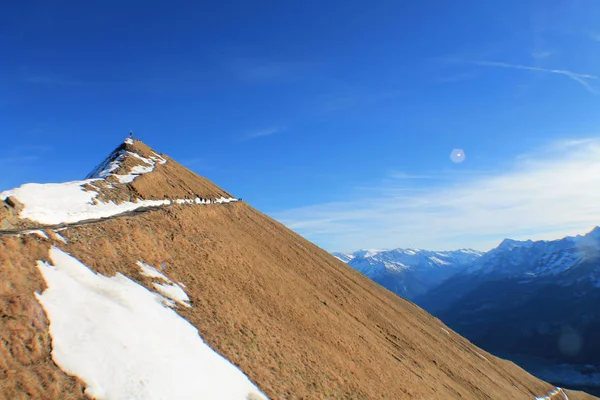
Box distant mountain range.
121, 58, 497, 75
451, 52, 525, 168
332, 248, 483, 300
334, 227, 600, 394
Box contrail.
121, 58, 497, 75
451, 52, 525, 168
473, 60, 598, 93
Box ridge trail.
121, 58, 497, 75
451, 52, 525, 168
0, 198, 240, 237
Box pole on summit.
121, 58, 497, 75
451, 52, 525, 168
129, 131, 134, 139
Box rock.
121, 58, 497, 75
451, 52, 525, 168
5, 196, 24, 212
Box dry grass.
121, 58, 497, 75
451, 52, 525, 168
130, 157, 232, 201
37, 202, 596, 400
0, 235, 86, 400
84, 140, 232, 205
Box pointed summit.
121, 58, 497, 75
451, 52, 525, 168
85, 137, 166, 181
0, 138, 236, 228
86, 138, 232, 201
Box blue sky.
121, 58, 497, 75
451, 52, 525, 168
2, 0, 600, 251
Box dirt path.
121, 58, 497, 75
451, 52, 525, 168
0, 201, 238, 237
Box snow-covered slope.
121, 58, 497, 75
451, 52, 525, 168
36, 247, 267, 400
465, 227, 600, 280
333, 247, 483, 300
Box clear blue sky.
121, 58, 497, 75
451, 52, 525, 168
2, 0, 600, 251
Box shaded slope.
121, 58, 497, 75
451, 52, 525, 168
415, 230, 600, 394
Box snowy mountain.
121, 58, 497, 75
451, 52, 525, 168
465, 227, 600, 279
416, 227, 600, 395
0, 138, 594, 399
332, 248, 483, 300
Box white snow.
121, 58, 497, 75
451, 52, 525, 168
0, 180, 172, 225
28, 230, 48, 239
88, 151, 125, 179
106, 151, 166, 184
215, 197, 238, 204
35, 247, 268, 400
137, 261, 169, 281
114, 163, 155, 184
137, 261, 191, 307
430, 256, 450, 266
153, 282, 191, 307
51, 231, 68, 244
1, 144, 239, 227
86, 139, 167, 184
0, 180, 238, 226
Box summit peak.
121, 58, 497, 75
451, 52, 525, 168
85, 138, 167, 183
0, 138, 235, 229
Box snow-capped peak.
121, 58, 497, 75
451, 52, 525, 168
356, 248, 387, 257
466, 227, 600, 278
497, 238, 534, 251
86, 139, 167, 183
0, 139, 237, 227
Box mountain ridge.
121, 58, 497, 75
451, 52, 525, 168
0, 138, 595, 399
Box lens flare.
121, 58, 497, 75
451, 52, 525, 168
450, 149, 466, 163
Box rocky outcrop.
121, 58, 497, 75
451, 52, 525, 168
0, 197, 23, 230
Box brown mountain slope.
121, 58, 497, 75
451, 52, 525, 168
125, 140, 232, 200
1, 206, 596, 400
87, 139, 232, 203
0, 140, 596, 399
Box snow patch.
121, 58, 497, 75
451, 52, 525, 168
215, 197, 238, 204
28, 230, 48, 239
137, 261, 190, 307
137, 261, 169, 281
0, 180, 172, 225
153, 282, 191, 307
1, 175, 239, 226
86, 145, 167, 185
35, 247, 268, 400
110, 151, 166, 184
51, 231, 68, 244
